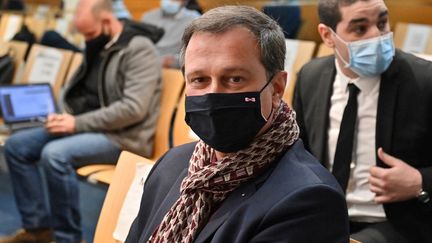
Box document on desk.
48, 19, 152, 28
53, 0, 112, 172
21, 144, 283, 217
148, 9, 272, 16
3, 15, 22, 41
28, 49, 63, 86
403, 24, 431, 54
113, 163, 153, 242
284, 39, 299, 89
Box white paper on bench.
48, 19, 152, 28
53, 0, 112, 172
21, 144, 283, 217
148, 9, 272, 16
113, 162, 153, 242
403, 24, 431, 54
284, 39, 299, 91
28, 48, 63, 86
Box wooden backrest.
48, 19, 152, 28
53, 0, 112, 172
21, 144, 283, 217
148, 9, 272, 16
93, 151, 154, 243
65, 52, 83, 84
151, 68, 185, 160
21, 44, 73, 99
124, 0, 160, 20
0, 13, 23, 41
171, 90, 199, 147
0, 40, 29, 83
394, 22, 432, 54
350, 238, 361, 243
283, 39, 316, 106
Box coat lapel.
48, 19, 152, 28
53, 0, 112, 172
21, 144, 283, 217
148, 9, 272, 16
144, 168, 188, 241
375, 51, 403, 167
194, 165, 274, 243
314, 59, 336, 165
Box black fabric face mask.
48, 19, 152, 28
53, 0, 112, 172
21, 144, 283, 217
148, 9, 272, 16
84, 33, 110, 61
185, 77, 274, 153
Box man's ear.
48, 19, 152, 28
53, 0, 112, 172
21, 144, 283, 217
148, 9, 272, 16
272, 71, 287, 106
318, 23, 335, 48
100, 15, 112, 35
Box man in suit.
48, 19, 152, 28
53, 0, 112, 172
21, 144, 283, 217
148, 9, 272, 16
126, 5, 349, 243
293, 0, 432, 242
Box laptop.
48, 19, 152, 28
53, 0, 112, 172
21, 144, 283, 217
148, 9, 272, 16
0, 83, 58, 131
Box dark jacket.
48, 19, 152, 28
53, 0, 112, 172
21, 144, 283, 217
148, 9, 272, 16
126, 140, 349, 243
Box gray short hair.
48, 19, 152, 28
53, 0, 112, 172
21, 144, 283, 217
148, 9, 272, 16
180, 5, 286, 78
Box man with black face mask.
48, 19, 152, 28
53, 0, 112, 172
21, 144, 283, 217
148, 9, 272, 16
1, 0, 163, 242
126, 6, 349, 243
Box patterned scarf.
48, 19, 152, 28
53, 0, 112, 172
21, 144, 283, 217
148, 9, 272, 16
149, 101, 299, 243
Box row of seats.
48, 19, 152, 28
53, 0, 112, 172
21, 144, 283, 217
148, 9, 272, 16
0, 40, 82, 98
0, 11, 84, 47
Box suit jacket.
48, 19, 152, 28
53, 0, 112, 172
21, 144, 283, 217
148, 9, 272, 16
293, 50, 432, 242
126, 140, 349, 243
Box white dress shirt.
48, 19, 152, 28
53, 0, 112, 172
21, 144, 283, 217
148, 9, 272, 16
328, 61, 386, 222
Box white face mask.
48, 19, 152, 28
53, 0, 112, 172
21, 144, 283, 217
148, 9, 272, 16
161, 0, 182, 15
330, 28, 395, 77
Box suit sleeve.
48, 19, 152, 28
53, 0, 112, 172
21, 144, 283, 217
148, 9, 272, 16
250, 184, 349, 243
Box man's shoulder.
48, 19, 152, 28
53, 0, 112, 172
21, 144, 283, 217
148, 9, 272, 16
126, 35, 154, 49
388, 50, 432, 89
141, 9, 161, 21
301, 55, 335, 74
151, 142, 197, 174
394, 49, 432, 71
270, 140, 343, 194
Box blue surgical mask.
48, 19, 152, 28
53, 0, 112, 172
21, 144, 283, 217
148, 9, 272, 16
331, 29, 395, 77
161, 0, 182, 15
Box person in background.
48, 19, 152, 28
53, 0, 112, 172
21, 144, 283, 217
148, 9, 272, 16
185, 0, 203, 14
0, 0, 162, 242
293, 0, 432, 242
141, 0, 200, 68
112, 0, 131, 20
126, 5, 349, 243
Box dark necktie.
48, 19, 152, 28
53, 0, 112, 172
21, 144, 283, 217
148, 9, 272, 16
332, 83, 360, 192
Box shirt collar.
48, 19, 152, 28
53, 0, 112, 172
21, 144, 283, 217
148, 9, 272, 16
104, 32, 121, 49
335, 59, 380, 94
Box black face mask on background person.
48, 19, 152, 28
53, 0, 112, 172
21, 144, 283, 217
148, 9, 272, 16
84, 32, 111, 62
185, 76, 275, 153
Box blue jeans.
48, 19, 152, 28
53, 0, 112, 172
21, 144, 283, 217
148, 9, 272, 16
4, 127, 121, 243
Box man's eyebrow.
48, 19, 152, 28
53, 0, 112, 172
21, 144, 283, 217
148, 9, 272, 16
221, 67, 252, 74
379, 10, 389, 18
348, 17, 368, 25
348, 10, 388, 25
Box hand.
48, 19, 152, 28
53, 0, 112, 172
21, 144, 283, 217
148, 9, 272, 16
368, 148, 422, 203
45, 113, 76, 134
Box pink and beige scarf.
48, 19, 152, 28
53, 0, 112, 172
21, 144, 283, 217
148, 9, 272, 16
149, 101, 299, 243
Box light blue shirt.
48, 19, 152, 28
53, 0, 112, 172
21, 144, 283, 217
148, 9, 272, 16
112, 0, 131, 19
